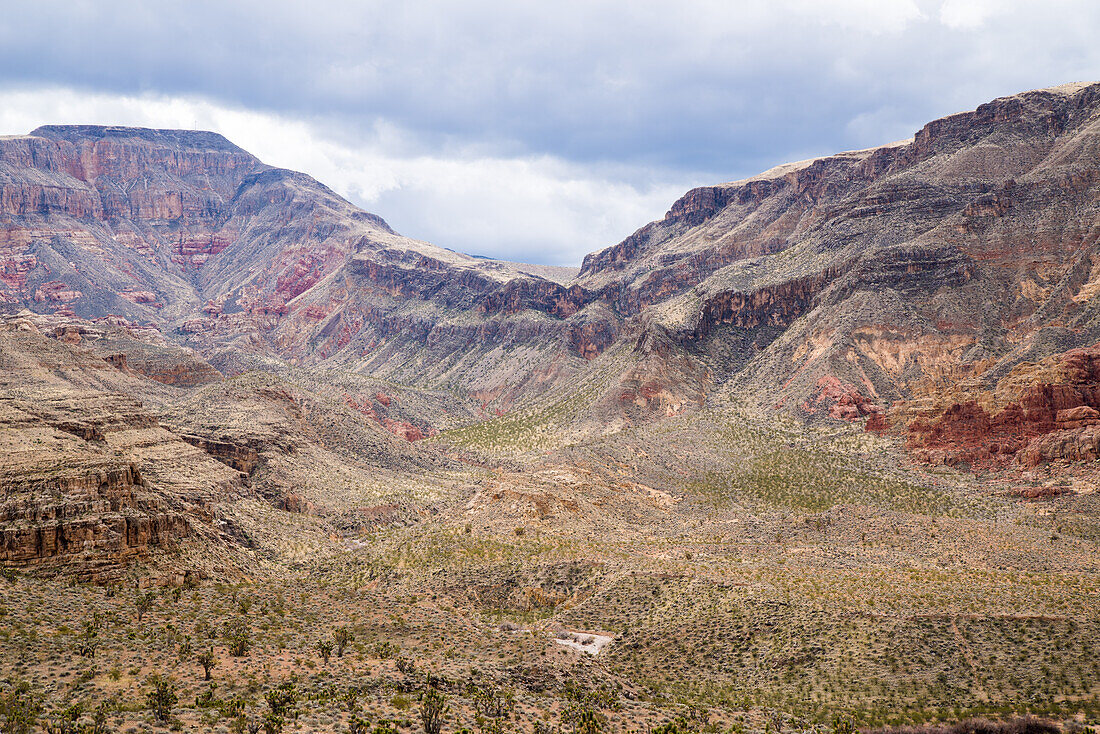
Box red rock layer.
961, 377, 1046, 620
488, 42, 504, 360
904, 344, 1100, 469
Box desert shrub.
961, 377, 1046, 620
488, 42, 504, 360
195, 682, 219, 708
147, 677, 178, 723
374, 641, 399, 659
477, 717, 507, 734
219, 695, 247, 719
1, 681, 43, 734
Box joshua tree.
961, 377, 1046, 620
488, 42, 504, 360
832, 715, 856, 734
419, 687, 447, 734
135, 590, 157, 623
396, 655, 417, 676
42, 703, 84, 734
197, 647, 219, 680
75, 623, 98, 659
318, 639, 334, 664
334, 625, 353, 657
0, 681, 42, 734
472, 685, 514, 719
224, 618, 252, 657
262, 713, 284, 734
265, 681, 297, 720
147, 677, 178, 723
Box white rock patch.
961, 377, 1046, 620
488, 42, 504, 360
552, 630, 613, 655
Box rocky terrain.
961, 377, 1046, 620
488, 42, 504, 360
3, 83, 1100, 733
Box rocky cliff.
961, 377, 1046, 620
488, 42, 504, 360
0, 125, 608, 414
0, 314, 249, 580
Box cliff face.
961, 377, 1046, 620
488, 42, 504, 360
899, 342, 1100, 469
0, 316, 248, 581
0, 125, 605, 411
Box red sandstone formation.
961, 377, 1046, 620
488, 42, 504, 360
803, 375, 883, 421
903, 343, 1100, 469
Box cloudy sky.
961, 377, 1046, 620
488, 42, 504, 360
2, 1, 1099, 265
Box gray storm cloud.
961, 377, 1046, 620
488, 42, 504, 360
2, 0, 1098, 264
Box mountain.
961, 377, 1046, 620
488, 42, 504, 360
6, 85, 1100, 465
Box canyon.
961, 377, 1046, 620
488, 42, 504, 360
3, 83, 1100, 731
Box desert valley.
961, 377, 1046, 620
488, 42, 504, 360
2, 81, 1100, 733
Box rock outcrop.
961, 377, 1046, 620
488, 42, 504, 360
899, 343, 1100, 469
0, 319, 246, 581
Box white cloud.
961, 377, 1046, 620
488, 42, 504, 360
938, 0, 1000, 29
794, 0, 926, 33
0, 87, 694, 265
